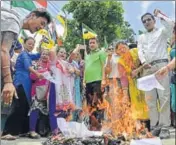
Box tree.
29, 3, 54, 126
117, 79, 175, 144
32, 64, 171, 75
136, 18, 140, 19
62, 1, 135, 48
117, 21, 135, 43
63, 19, 83, 52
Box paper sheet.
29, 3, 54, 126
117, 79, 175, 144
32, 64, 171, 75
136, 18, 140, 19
57, 118, 103, 138
130, 137, 162, 145
137, 74, 165, 91
42, 71, 59, 84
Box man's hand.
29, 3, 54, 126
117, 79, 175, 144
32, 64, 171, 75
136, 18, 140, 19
2, 83, 17, 105
131, 69, 138, 78
154, 9, 161, 17
142, 63, 152, 69
80, 60, 84, 66
107, 51, 113, 59
155, 66, 169, 80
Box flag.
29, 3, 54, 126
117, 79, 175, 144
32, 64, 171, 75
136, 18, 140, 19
21, 29, 28, 39
47, 21, 58, 43
38, 29, 50, 37
36, 0, 47, 8
57, 37, 63, 46
104, 36, 108, 49
55, 24, 65, 37
82, 23, 97, 40
56, 15, 66, 26
11, 0, 47, 11
11, 0, 36, 11
56, 14, 67, 40
18, 29, 28, 44
41, 39, 55, 49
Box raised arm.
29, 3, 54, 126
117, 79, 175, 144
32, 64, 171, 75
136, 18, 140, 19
154, 9, 174, 38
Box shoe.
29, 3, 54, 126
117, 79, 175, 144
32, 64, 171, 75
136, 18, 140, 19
151, 127, 161, 137
29, 132, 41, 139
1, 134, 17, 140
159, 128, 170, 139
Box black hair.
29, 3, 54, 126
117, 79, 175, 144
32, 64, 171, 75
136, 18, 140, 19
30, 9, 52, 24
129, 43, 137, 49
115, 41, 128, 50
56, 47, 66, 54
24, 37, 35, 44
89, 37, 99, 44
141, 13, 155, 22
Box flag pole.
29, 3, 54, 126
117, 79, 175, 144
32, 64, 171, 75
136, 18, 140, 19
10, 1, 12, 9
83, 38, 86, 45
83, 38, 87, 56
82, 23, 87, 56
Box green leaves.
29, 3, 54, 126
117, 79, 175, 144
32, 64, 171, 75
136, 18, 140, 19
62, 1, 135, 51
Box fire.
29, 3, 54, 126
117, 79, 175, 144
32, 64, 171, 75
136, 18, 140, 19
101, 80, 153, 140
81, 77, 153, 140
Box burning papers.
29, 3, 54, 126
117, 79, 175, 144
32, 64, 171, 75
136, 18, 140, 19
57, 118, 103, 138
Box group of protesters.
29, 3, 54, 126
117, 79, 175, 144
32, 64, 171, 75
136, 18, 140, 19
1, 6, 175, 142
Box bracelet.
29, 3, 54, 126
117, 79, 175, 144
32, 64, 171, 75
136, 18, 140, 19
2, 66, 10, 69
4, 81, 13, 84
3, 73, 11, 79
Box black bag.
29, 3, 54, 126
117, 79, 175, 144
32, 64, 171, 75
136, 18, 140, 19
36, 112, 50, 137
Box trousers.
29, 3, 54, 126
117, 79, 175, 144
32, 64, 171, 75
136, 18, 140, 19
143, 62, 171, 127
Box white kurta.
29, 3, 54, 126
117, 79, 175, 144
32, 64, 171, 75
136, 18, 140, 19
51, 59, 75, 110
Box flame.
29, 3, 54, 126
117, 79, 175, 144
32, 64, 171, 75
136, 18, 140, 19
81, 78, 153, 139
101, 79, 153, 140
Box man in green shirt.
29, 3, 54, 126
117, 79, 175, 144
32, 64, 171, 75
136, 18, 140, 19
84, 37, 107, 130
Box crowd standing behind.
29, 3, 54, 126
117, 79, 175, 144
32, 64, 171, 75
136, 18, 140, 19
0, 8, 175, 141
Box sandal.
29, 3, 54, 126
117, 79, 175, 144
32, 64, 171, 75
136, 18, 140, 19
1, 134, 17, 140
51, 132, 64, 141
28, 132, 41, 139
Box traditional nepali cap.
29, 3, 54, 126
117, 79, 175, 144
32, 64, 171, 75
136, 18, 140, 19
12, 40, 23, 50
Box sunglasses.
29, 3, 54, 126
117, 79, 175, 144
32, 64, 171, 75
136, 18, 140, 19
142, 18, 152, 24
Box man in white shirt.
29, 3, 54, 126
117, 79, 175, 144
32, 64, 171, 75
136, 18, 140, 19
1, 8, 51, 105
1, 7, 51, 138
138, 9, 174, 139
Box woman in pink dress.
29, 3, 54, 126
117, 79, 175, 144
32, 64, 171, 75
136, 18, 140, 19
28, 49, 51, 138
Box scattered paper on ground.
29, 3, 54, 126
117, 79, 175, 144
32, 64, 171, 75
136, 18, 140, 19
130, 137, 162, 145
17, 143, 42, 145
57, 118, 103, 138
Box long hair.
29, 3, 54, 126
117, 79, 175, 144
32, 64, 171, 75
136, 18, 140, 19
115, 41, 134, 70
